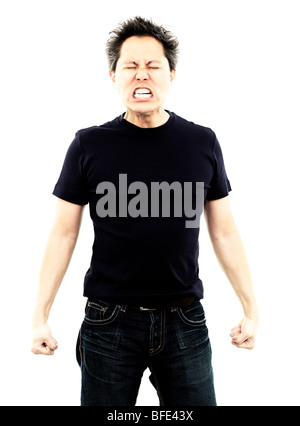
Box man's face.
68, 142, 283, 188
110, 36, 175, 117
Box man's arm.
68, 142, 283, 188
31, 198, 85, 355
204, 196, 259, 349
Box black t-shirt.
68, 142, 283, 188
53, 111, 231, 305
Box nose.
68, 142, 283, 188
136, 68, 149, 80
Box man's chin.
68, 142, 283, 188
126, 104, 158, 116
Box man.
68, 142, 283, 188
31, 16, 259, 406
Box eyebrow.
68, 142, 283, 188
122, 60, 162, 66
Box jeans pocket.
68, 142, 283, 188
81, 300, 122, 351
83, 299, 120, 325
176, 301, 206, 327
175, 302, 209, 349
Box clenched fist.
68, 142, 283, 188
31, 323, 58, 355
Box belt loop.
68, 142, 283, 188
118, 304, 127, 312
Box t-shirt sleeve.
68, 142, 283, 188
206, 134, 232, 201
52, 132, 89, 205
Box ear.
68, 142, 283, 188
109, 70, 116, 83
170, 69, 176, 83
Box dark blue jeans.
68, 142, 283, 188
76, 298, 217, 406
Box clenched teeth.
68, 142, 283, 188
134, 88, 152, 94
133, 88, 152, 99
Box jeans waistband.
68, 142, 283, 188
125, 296, 196, 311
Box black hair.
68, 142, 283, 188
106, 16, 179, 72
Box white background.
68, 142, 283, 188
1, 0, 299, 406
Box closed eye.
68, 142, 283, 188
125, 66, 159, 70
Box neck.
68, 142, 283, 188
124, 108, 169, 128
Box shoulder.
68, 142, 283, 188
76, 116, 121, 138
72, 116, 122, 150
172, 112, 216, 144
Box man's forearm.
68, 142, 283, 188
210, 228, 258, 319
33, 231, 78, 326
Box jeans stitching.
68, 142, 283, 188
87, 301, 108, 312
177, 308, 206, 327
149, 311, 155, 352
149, 309, 165, 356
83, 305, 120, 326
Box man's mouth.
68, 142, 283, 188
133, 88, 153, 99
